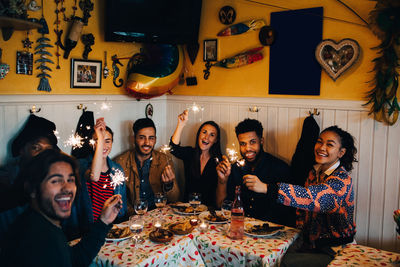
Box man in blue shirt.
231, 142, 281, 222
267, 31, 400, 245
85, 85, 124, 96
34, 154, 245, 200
216, 119, 295, 226
115, 118, 180, 214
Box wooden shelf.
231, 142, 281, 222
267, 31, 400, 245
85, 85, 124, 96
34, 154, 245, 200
0, 16, 41, 30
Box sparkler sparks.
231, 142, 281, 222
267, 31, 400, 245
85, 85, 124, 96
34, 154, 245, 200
110, 169, 127, 189
226, 148, 239, 164
53, 130, 60, 140
64, 133, 84, 149
226, 147, 245, 167
89, 139, 96, 146
160, 144, 171, 154
188, 102, 204, 113
100, 101, 112, 111
160, 144, 173, 165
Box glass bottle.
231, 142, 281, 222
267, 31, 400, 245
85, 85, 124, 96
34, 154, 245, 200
63, 17, 84, 59
228, 185, 244, 239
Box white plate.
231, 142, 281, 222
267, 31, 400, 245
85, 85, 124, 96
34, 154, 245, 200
244, 221, 283, 238
172, 203, 208, 215
105, 225, 133, 242
199, 211, 229, 224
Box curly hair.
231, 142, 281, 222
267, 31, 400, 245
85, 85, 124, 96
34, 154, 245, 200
321, 126, 358, 172
235, 119, 263, 139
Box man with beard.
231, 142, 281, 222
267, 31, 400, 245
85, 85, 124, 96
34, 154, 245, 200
114, 118, 179, 214
0, 114, 59, 244
0, 149, 122, 267
216, 119, 295, 226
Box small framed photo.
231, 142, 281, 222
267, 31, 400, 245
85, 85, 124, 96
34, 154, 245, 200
204, 39, 218, 62
70, 59, 102, 88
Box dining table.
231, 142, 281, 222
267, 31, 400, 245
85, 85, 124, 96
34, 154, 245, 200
89, 205, 300, 267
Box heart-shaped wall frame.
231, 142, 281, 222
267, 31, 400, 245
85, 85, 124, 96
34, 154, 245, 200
315, 39, 360, 81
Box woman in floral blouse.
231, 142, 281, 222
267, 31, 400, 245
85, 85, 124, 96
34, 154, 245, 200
265, 126, 357, 267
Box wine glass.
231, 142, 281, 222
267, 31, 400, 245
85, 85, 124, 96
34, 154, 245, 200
189, 192, 201, 214
154, 192, 167, 215
134, 199, 148, 216
221, 199, 232, 220
130, 215, 145, 244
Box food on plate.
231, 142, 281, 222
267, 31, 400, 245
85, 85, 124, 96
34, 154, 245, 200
107, 226, 131, 239
169, 220, 194, 234
172, 203, 206, 214
205, 211, 228, 222
149, 229, 174, 243
245, 223, 284, 235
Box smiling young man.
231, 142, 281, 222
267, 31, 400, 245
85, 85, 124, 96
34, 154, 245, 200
216, 119, 296, 226
0, 149, 122, 267
114, 118, 179, 214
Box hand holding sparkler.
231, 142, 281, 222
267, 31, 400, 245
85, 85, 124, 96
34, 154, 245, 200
161, 164, 175, 185
216, 155, 231, 185
178, 110, 189, 125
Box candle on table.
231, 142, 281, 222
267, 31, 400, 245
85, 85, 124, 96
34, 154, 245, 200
199, 221, 208, 232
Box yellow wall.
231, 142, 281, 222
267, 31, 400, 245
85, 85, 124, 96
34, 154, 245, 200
0, 0, 379, 100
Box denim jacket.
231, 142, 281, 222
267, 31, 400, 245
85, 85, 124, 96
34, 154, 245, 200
63, 156, 127, 240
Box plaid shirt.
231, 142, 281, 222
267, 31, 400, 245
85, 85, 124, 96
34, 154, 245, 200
277, 165, 356, 243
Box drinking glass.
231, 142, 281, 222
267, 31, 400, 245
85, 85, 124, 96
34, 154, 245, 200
130, 215, 145, 244
221, 199, 232, 220
134, 199, 148, 216
189, 192, 201, 213
154, 192, 167, 216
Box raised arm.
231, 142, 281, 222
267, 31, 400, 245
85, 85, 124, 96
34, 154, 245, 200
215, 155, 231, 208
171, 110, 189, 145
89, 118, 106, 182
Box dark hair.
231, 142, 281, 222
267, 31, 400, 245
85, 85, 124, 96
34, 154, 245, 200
18, 149, 81, 200
235, 118, 263, 139
89, 126, 114, 144
194, 121, 222, 158
133, 118, 156, 135
320, 126, 357, 172
105, 126, 114, 140
191, 121, 222, 181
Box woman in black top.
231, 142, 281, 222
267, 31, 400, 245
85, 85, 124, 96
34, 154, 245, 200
170, 110, 222, 207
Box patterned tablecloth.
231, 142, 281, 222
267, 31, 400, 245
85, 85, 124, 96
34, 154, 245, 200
90, 206, 300, 267
328, 244, 400, 267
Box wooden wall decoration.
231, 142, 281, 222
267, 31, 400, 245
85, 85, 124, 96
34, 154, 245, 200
315, 38, 360, 81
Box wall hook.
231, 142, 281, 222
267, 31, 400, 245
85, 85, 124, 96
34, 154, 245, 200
309, 108, 320, 116
29, 105, 41, 114
249, 106, 260, 112
77, 104, 87, 111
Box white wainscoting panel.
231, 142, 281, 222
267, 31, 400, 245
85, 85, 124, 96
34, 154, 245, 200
0, 94, 399, 252
0, 95, 169, 163
166, 95, 400, 252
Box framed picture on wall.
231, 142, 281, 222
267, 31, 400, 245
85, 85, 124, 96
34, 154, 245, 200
70, 59, 102, 88
203, 39, 217, 61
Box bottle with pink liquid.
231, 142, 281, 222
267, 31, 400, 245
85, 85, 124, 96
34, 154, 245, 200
228, 185, 244, 239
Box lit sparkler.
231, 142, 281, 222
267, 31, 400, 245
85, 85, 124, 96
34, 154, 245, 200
100, 101, 112, 111
110, 169, 127, 189
188, 102, 204, 113
53, 130, 60, 140
226, 146, 245, 167
160, 144, 173, 165
226, 148, 239, 164
64, 133, 84, 149
89, 139, 96, 147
